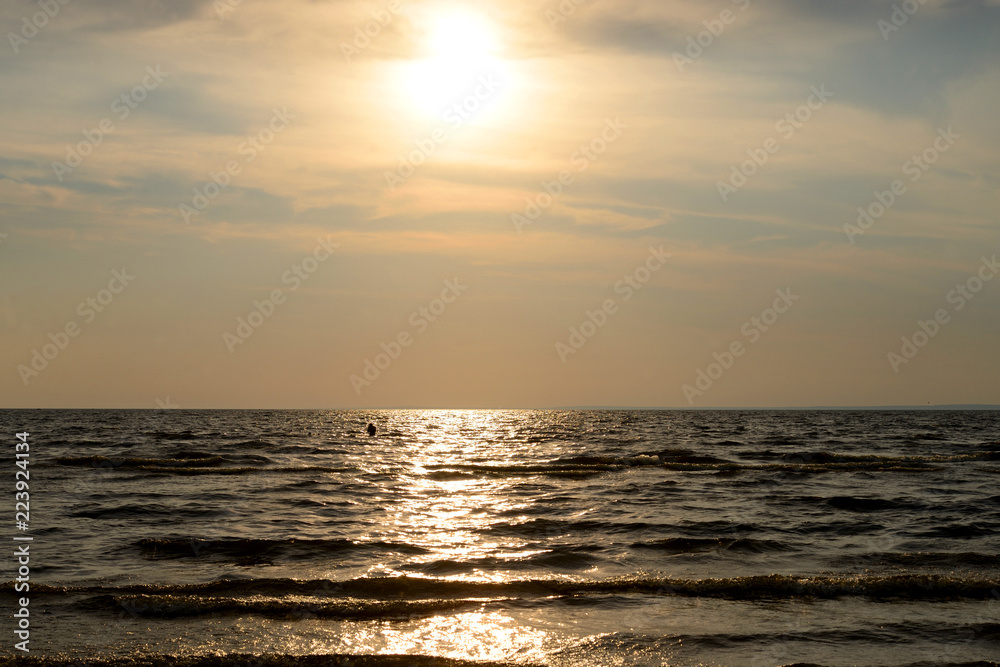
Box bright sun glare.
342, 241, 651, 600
426, 12, 498, 59
402, 10, 509, 118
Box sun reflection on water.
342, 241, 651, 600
328, 411, 568, 659
278, 410, 632, 662
348, 611, 554, 663
370, 410, 547, 581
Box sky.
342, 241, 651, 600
1, 0, 998, 409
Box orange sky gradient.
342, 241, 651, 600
1, 0, 999, 408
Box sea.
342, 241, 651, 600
1, 409, 998, 667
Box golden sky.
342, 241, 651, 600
1, 0, 999, 407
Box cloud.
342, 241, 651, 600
560, 0, 1000, 121
65, 0, 207, 32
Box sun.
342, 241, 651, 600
400, 9, 509, 119
426, 11, 498, 59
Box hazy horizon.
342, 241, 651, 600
5, 405, 1000, 412
2, 0, 999, 409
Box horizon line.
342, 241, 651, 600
3, 404, 999, 411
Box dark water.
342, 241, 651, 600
1, 409, 999, 666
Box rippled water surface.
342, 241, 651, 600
2, 409, 999, 666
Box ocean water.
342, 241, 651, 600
2, 409, 999, 667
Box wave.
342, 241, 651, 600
568, 625, 1000, 654
418, 460, 945, 477
631, 537, 792, 554
825, 496, 918, 512
51, 458, 353, 476
397, 548, 604, 575
673, 622, 1000, 647
129, 533, 1000, 569
71, 504, 223, 520
834, 552, 1000, 569
743, 449, 998, 464
133, 537, 429, 560
912, 523, 997, 539
78, 594, 491, 620
49, 452, 981, 480
136, 537, 608, 571
474, 516, 895, 542
145, 430, 201, 440
17, 573, 1000, 602
56, 454, 227, 468
476, 517, 659, 537
54, 453, 273, 469
557, 450, 733, 465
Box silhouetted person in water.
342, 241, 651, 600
366, 423, 377, 436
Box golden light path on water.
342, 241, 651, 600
301, 410, 578, 660
387, 413, 534, 575
333, 612, 556, 662
242, 611, 568, 663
